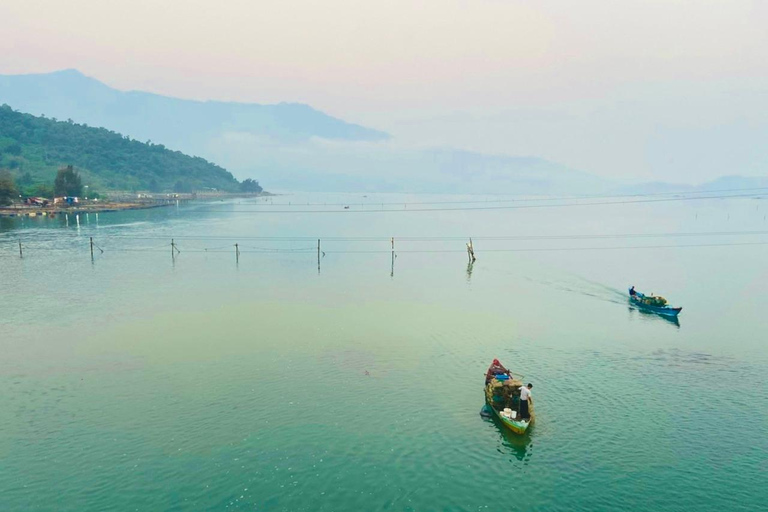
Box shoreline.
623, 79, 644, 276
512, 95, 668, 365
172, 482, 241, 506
0, 201, 173, 218
0, 192, 270, 218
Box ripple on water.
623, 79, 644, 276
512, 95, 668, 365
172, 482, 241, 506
2, 205, 768, 511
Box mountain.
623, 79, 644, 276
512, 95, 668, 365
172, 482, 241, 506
0, 69, 389, 153
0, 105, 241, 193
614, 175, 768, 196
209, 140, 613, 194
0, 69, 614, 194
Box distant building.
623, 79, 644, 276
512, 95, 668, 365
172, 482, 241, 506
53, 196, 79, 205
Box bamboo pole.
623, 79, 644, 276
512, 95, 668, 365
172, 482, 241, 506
467, 238, 476, 262
390, 237, 395, 277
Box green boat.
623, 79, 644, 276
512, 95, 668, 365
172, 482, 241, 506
484, 359, 535, 435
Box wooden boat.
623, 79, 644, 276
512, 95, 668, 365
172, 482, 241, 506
484, 359, 534, 435
629, 288, 682, 317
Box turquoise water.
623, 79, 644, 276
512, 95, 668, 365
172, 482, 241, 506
1, 193, 767, 511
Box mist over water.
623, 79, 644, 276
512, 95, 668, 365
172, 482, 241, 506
1, 193, 766, 511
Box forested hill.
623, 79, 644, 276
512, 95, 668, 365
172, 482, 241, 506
0, 104, 241, 193
0, 69, 389, 151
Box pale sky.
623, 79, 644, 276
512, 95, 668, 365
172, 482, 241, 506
2, 0, 767, 182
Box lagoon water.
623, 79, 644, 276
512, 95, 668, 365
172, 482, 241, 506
1, 193, 767, 511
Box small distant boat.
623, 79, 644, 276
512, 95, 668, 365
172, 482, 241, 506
483, 359, 534, 435
629, 287, 682, 317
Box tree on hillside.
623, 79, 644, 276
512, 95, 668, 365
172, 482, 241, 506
54, 165, 83, 196
25, 183, 54, 198
0, 170, 18, 206
0, 107, 241, 193
5, 143, 22, 156
173, 180, 191, 193
19, 171, 33, 186
240, 178, 263, 193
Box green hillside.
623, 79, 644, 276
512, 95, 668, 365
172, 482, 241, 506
0, 104, 244, 193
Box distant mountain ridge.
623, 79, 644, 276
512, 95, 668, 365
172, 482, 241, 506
0, 69, 639, 195
0, 69, 389, 156
1, 69, 763, 195
615, 175, 768, 195
220, 143, 613, 194
0, 105, 242, 193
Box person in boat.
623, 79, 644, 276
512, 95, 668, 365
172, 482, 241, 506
629, 286, 637, 296
519, 383, 533, 420
486, 358, 510, 384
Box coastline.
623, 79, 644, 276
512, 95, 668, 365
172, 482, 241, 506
0, 192, 270, 218
0, 201, 173, 218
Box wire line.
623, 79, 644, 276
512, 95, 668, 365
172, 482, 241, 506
192, 192, 766, 213
240, 186, 768, 207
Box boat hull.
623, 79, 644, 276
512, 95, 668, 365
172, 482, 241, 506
486, 401, 533, 434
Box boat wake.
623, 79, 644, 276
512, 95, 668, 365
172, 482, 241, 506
523, 273, 628, 306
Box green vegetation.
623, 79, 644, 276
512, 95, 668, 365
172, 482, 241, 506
54, 165, 83, 196
0, 104, 246, 194
0, 169, 17, 205
240, 178, 262, 193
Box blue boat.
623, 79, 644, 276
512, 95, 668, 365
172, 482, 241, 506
628, 287, 682, 317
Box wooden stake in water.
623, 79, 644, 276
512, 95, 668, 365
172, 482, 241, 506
90, 237, 94, 260
467, 238, 476, 262
235, 243, 240, 263
391, 237, 395, 277
18, 239, 22, 258
317, 239, 321, 273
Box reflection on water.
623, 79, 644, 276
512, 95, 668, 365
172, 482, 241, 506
498, 425, 534, 463
480, 407, 534, 462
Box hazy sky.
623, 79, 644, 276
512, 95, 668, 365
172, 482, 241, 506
2, 0, 767, 182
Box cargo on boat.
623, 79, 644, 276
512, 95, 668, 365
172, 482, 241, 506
483, 359, 535, 435
628, 287, 682, 318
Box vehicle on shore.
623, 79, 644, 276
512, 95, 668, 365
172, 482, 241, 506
483, 359, 534, 435
628, 287, 682, 317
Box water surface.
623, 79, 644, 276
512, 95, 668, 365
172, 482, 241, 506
1, 193, 766, 511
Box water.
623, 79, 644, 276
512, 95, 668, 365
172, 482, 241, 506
1, 193, 767, 511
